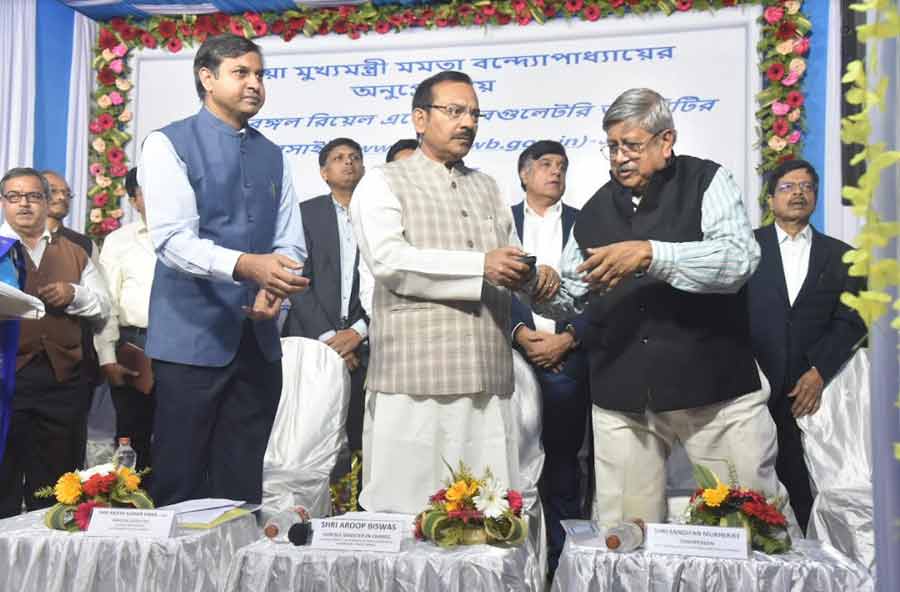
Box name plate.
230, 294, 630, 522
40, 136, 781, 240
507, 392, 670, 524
85, 508, 176, 539
646, 523, 749, 560
310, 517, 405, 552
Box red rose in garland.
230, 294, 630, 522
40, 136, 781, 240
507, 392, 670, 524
157, 19, 177, 39
140, 32, 158, 49
584, 5, 602, 21
167, 37, 183, 53
109, 17, 128, 33
97, 67, 116, 86
674, 0, 694, 11
566, 0, 585, 14
252, 21, 268, 37
767, 63, 785, 82
98, 28, 118, 50
121, 26, 138, 41
786, 90, 804, 108
271, 19, 285, 35
229, 19, 245, 37
107, 147, 125, 164
776, 21, 797, 41
772, 118, 790, 137
97, 113, 116, 130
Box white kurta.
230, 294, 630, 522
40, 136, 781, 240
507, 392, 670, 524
350, 159, 523, 514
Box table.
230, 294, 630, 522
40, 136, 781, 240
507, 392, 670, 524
223, 537, 543, 592
0, 509, 260, 592
551, 538, 873, 592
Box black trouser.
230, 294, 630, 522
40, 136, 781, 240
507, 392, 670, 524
148, 324, 282, 506
536, 367, 591, 576
109, 326, 155, 471
770, 394, 813, 533
0, 356, 91, 518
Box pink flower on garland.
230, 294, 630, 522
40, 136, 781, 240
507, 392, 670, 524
517, 12, 532, 25
674, 0, 694, 11
583, 5, 602, 21
766, 63, 785, 82
565, 0, 584, 13
481, 5, 496, 16
89, 120, 103, 135
229, 19, 245, 37
507, 489, 523, 515
786, 91, 804, 108
74, 500, 107, 530
781, 69, 800, 86
610, 0, 625, 8
107, 147, 125, 164
167, 37, 183, 53
110, 163, 128, 178
763, 6, 784, 25
89, 163, 105, 177
772, 118, 789, 137
93, 192, 109, 207
375, 20, 391, 34
793, 38, 810, 55
108, 91, 124, 106
771, 101, 790, 116
100, 217, 120, 233
252, 21, 268, 37
787, 130, 802, 144
113, 43, 128, 58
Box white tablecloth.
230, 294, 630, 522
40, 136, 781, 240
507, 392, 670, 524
551, 538, 873, 592
224, 537, 539, 592
0, 509, 260, 592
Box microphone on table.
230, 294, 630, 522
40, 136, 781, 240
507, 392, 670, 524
288, 521, 312, 546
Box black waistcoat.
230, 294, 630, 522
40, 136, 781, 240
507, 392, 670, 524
573, 155, 760, 413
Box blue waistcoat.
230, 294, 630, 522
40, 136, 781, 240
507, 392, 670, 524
146, 108, 283, 367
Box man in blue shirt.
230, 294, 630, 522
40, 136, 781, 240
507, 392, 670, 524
138, 34, 308, 505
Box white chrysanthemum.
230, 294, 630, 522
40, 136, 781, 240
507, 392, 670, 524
474, 478, 510, 519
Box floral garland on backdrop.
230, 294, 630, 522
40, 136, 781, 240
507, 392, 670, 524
86, 0, 811, 239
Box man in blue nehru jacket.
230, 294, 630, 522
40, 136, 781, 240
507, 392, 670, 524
138, 34, 309, 506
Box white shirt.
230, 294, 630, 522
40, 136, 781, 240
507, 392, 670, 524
93, 219, 157, 365
138, 130, 307, 283
317, 197, 367, 342
775, 223, 812, 306
0, 221, 110, 322
522, 200, 563, 334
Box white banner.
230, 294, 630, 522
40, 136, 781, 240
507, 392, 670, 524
130, 6, 762, 223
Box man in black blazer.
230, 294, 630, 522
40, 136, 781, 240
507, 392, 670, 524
283, 138, 368, 458
747, 159, 866, 533
510, 141, 589, 576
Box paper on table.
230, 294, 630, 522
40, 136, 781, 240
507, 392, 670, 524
0, 281, 44, 320
158, 498, 245, 526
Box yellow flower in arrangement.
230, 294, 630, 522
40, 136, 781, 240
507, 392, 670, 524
701, 480, 730, 508
445, 501, 460, 512
118, 466, 141, 492
445, 479, 478, 503
54, 472, 83, 505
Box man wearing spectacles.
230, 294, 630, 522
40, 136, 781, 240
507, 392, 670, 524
746, 159, 866, 533
0, 167, 110, 518
350, 70, 558, 513
531, 88, 789, 528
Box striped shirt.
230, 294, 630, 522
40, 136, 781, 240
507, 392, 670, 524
537, 167, 760, 318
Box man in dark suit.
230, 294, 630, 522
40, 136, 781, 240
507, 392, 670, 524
510, 141, 589, 575
283, 137, 368, 460
747, 159, 866, 533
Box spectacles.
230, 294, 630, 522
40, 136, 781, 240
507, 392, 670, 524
422, 104, 481, 121
600, 129, 668, 160
50, 188, 74, 199
775, 181, 816, 194
2, 191, 46, 204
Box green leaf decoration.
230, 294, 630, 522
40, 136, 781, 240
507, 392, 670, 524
692, 464, 719, 490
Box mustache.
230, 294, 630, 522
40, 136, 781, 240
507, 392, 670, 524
788, 197, 808, 206
453, 131, 475, 142
615, 164, 637, 174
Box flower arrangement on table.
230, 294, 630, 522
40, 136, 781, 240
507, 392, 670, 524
415, 461, 527, 548
34, 463, 153, 531
685, 464, 791, 554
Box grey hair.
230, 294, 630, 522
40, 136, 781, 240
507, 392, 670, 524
602, 88, 675, 134
0, 167, 51, 198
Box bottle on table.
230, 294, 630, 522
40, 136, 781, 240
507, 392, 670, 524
264, 506, 311, 542
604, 518, 645, 552
112, 436, 137, 470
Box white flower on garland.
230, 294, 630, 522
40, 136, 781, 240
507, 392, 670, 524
474, 478, 509, 519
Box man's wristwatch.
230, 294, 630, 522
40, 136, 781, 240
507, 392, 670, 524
563, 323, 580, 348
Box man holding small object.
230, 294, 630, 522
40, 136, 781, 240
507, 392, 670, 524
351, 70, 558, 513
533, 88, 787, 526
139, 34, 308, 505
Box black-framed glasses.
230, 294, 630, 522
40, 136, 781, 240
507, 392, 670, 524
600, 129, 668, 160
422, 104, 481, 121
775, 181, 816, 194
2, 191, 46, 204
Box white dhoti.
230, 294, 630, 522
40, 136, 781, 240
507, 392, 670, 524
359, 391, 519, 514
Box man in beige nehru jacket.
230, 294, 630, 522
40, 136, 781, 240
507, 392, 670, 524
351, 71, 558, 513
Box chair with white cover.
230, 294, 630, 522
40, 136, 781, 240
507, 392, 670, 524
797, 349, 874, 571
511, 349, 547, 590
261, 337, 350, 519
